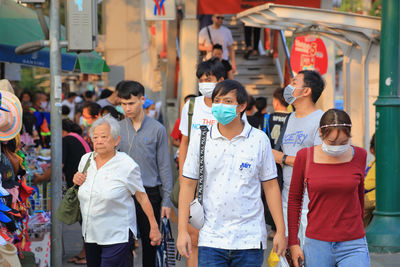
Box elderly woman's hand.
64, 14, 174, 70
149, 225, 162, 246
73, 172, 87, 186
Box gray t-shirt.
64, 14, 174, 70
281, 110, 323, 204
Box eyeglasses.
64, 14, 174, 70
216, 16, 224, 20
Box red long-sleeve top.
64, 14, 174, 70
288, 146, 367, 246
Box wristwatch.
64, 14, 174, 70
282, 154, 288, 165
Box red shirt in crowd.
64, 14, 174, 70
288, 146, 367, 246
170, 118, 182, 142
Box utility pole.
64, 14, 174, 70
49, 0, 63, 265
366, 0, 400, 253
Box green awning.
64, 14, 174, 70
76, 51, 110, 75
0, 0, 109, 74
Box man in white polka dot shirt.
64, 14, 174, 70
177, 80, 286, 266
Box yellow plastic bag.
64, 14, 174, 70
267, 249, 280, 267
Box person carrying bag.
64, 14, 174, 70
56, 153, 92, 225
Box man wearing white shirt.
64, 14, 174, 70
178, 58, 225, 267
199, 14, 236, 73
177, 80, 286, 266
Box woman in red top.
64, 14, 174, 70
288, 109, 370, 267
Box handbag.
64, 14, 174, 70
55, 153, 92, 225
188, 125, 208, 229
155, 217, 176, 267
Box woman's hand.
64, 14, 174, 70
290, 245, 305, 267
149, 225, 162, 246
73, 172, 86, 186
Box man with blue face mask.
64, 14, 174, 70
177, 80, 286, 266
177, 57, 226, 267
272, 70, 325, 249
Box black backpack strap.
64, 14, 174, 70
274, 113, 291, 151
197, 125, 209, 205
206, 26, 214, 46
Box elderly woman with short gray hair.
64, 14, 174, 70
73, 116, 161, 267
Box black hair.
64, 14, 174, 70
212, 44, 223, 51
370, 133, 375, 151
196, 57, 226, 81
61, 105, 70, 115
19, 91, 32, 102
117, 80, 145, 99
246, 95, 255, 111
255, 97, 267, 113
101, 105, 120, 120
62, 119, 83, 135
212, 80, 248, 106
299, 70, 325, 103
320, 109, 352, 140
67, 92, 77, 99
83, 102, 101, 118
99, 89, 113, 99
32, 91, 44, 104
273, 87, 289, 107
22, 111, 37, 135
84, 90, 95, 99
184, 94, 197, 102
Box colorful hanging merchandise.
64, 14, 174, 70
0, 87, 36, 266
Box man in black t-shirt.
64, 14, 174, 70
212, 44, 233, 79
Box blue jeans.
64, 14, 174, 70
303, 237, 370, 267
198, 246, 264, 267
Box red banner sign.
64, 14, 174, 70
198, 0, 320, 15
290, 35, 328, 75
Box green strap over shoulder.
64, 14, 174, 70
187, 97, 195, 140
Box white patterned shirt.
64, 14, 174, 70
78, 151, 145, 245
183, 121, 277, 249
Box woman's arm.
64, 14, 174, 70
135, 192, 162, 246
288, 149, 308, 267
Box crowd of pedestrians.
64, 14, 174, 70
13, 13, 377, 267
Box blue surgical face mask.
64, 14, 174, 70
283, 84, 305, 105
115, 105, 125, 115
211, 103, 237, 125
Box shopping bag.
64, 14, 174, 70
55, 185, 81, 225
155, 217, 176, 267
55, 153, 92, 225
267, 249, 280, 267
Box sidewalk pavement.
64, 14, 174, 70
62, 221, 400, 267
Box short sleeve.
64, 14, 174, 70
179, 100, 190, 137
126, 162, 146, 195
170, 118, 182, 140
199, 27, 207, 45
226, 28, 234, 46
259, 135, 277, 182
182, 133, 200, 180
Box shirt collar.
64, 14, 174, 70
210, 120, 253, 140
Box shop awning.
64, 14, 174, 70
0, 0, 109, 74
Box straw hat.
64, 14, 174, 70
0, 90, 22, 141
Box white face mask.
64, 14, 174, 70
198, 82, 216, 98
321, 141, 350, 157
148, 109, 157, 119
40, 101, 48, 110
283, 84, 304, 105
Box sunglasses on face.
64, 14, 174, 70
216, 16, 224, 20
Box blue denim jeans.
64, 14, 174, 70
198, 246, 264, 267
303, 237, 370, 267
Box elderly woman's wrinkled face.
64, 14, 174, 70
92, 123, 120, 155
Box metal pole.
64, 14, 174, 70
279, 30, 294, 78
365, 0, 400, 253
49, 0, 63, 265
